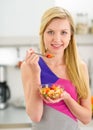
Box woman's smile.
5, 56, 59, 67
51, 43, 63, 49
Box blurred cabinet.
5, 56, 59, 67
80, 127, 93, 130
0, 35, 93, 47
76, 34, 93, 46
0, 36, 39, 47
2, 128, 31, 130
0, 36, 39, 66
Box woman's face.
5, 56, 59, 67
43, 18, 71, 55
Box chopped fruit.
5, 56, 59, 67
91, 96, 93, 104
40, 84, 64, 99
46, 54, 54, 58
91, 96, 93, 112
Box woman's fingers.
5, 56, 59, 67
25, 49, 32, 62
40, 91, 70, 104
25, 49, 39, 65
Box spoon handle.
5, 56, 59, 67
35, 52, 45, 57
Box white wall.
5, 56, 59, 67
55, 0, 93, 25
0, 0, 54, 36
78, 46, 93, 94
0, 0, 93, 36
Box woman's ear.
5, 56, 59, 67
45, 47, 48, 53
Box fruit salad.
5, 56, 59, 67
40, 84, 64, 99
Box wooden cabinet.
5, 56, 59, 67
76, 34, 93, 46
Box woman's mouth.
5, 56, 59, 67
51, 44, 63, 48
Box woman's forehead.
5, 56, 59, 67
46, 18, 71, 30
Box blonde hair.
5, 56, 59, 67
39, 6, 89, 99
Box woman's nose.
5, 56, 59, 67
53, 34, 61, 42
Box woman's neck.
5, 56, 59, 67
43, 54, 65, 66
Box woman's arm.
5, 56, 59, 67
63, 62, 92, 124
20, 49, 43, 122
63, 91, 92, 124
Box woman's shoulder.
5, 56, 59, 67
80, 60, 88, 72
80, 60, 89, 79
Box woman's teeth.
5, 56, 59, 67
52, 44, 62, 47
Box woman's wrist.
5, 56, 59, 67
62, 91, 71, 101
31, 74, 41, 83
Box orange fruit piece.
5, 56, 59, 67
51, 84, 57, 90
46, 54, 54, 58
91, 96, 93, 104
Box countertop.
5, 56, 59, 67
0, 104, 32, 129
0, 104, 93, 129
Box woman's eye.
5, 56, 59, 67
47, 31, 54, 34
61, 31, 67, 35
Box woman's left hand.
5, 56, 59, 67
40, 91, 70, 104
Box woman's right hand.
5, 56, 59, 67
25, 48, 41, 74
21, 49, 43, 122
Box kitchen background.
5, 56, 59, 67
0, 0, 93, 129
0, 0, 93, 104
1, 0, 93, 101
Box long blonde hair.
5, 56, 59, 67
39, 6, 89, 99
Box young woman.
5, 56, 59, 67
21, 6, 92, 130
